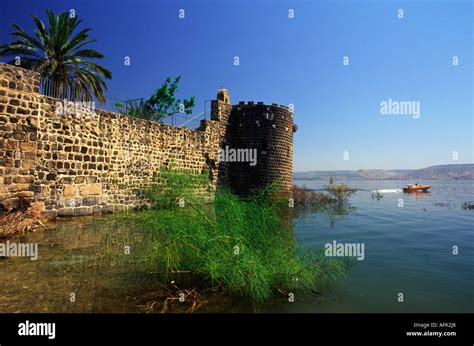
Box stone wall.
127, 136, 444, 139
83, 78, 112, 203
0, 63, 222, 217
0, 64, 40, 211
0, 63, 294, 218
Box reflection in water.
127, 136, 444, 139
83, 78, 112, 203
283, 180, 474, 313
404, 191, 431, 199
1, 180, 471, 313
293, 197, 356, 229
0, 216, 152, 312
0, 213, 295, 313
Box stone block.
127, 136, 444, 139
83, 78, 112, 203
21, 160, 35, 169
63, 185, 76, 197
82, 196, 98, 206
79, 183, 101, 196
9, 183, 30, 192
92, 205, 101, 214
13, 176, 34, 183
43, 210, 58, 219
6, 140, 18, 150
101, 205, 114, 214
19, 142, 36, 151
74, 206, 92, 216
16, 191, 34, 198
58, 208, 75, 217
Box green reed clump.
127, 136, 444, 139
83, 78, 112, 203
292, 184, 336, 207
138, 171, 348, 303
291, 184, 355, 217
146, 166, 211, 209
326, 184, 355, 205
372, 191, 384, 201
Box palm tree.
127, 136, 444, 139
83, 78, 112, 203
0, 9, 112, 103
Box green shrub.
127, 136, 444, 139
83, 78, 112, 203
292, 184, 335, 207
138, 170, 349, 303
326, 183, 355, 205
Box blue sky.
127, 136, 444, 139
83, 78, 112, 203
1, 0, 472, 171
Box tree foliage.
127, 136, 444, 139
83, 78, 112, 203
147, 76, 195, 121
122, 76, 195, 122
0, 9, 112, 103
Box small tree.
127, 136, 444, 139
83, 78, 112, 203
123, 76, 195, 122
148, 76, 195, 121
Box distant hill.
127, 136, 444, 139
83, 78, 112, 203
294, 164, 474, 180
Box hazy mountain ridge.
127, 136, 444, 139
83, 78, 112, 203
294, 164, 474, 180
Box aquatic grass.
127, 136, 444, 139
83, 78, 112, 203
292, 184, 356, 217
146, 165, 211, 209
372, 191, 384, 201
136, 170, 349, 303
326, 183, 356, 205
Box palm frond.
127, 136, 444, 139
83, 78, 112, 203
1, 8, 111, 103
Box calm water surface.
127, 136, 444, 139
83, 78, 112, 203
273, 180, 473, 312
0, 180, 472, 312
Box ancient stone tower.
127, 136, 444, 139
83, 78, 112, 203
210, 89, 294, 196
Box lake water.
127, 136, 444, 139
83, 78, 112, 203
0, 180, 472, 313
271, 179, 474, 313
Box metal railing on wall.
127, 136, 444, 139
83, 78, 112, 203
40, 77, 127, 114
39, 77, 208, 130
161, 112, 206, 129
